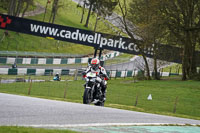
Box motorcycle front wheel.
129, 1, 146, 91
95, 101, 104, 106
83, 88, 92, 104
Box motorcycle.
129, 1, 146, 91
83, 72, 105, 106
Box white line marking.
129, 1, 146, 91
11, 123, 199, 128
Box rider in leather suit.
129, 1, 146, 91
83, 58, 109, 100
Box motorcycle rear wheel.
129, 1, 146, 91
83, 88, 92, 104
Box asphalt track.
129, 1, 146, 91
0, 93, 200, 133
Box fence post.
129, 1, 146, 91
133, 69, 136, 78
169, 67, 172, 77
134, 94, 139, 106
28, 79, 32, 95
24, 75, 26, 82
177, 66, 180, 75
160, 68, 163, 77
175, 66, 178, 74
74, 68, 78, 81
115, 69, 117, 79
64, 82, 67, 99
109, 70, 112, 80
28, 76, 31, 82
124, 69, 127, 79
173, 96, 179, 113
50, 71, 53, 81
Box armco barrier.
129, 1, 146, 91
0, 68, 170, 77
0, 52, 120, 65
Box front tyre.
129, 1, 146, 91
83, 88, 92, 104
95, 101, 104, 106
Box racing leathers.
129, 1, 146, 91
83, 65, 109, 100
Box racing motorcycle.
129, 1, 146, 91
83, 72, 106, 106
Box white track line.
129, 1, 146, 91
11, 123, 199, 128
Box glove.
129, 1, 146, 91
82, 71, 86, 76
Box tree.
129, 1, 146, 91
79, 0, 87, 23
43, 0, 51, 21
7, 0, 34, 17
93, 0, 118, 31
84, 0, 95, 27
21, 0, 34, 18
8, 0, 17, 16
128, 0, 165, 80
118, 0, 200, 80
159, 0, 200, 80
49, 0, 65, 24
118, 0, 160, 80
84, 0, 118, 27
49, 0, 59, 24
0, 0, 9, 10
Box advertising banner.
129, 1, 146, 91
0, 14, 199, 65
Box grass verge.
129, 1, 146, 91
0, 126, 78, 133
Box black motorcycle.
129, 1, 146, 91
83, 72, 105, 106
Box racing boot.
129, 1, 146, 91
102, 87, 107, 101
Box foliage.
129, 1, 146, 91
48, 0, 64, 23
162, 64, 182, 74
93, 0, 118, 17
190, 73, 200, 81
158, 0, 200, 80
117, 0, 200, 80
7, 0, 34, 17
117, 0, 153, 80
83, 0, 118, 27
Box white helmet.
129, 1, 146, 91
91, 58, 100, 70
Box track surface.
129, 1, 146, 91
0, 93, 200, 128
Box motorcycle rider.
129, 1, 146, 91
55, 72, 60, 81
12, 62, 17, 68
83, 58, 109, 101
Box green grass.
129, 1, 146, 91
162, 64, 182, 74
0, 75, 76, 81
114, 0, 132, 16
0, 2, 37, 13
0, 76, 199, 120
107, 78, 200, 119
0, 126, 78, 133
104, 53, 134, 65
